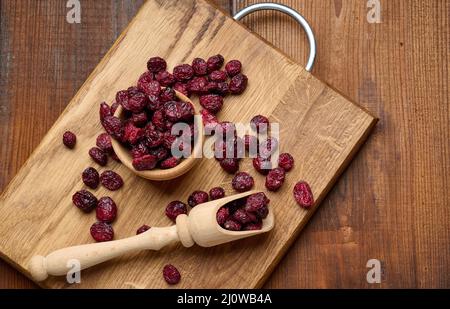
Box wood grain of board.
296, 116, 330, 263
0, 0, 375, 288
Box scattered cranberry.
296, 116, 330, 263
206, 54, 224, 73
163, 100, 194, 122
165, 201, 187, 222
200, 109, 219, 132
199, 94, 223, 114
250, 115, 269, 133
132, 112, 148, 127
96, 197, 117, 223
225, 60, 242, 77
72, 190, 97, 213
229, 73, 248, 94
163, 264, 181, 285
82, 167, 100, 189
252, 156, 272, 175
100, 170, 124, 191
278, 153, 294, 171
220, 158, 239, 174
132, 154, 158, 171
122, 90, 147, 113
209, 187, 225, 200
90, 222, 114, 242
259, 137, 278, 158
232, 172, 254, 192
216, 207, 230, 226
99, 102, 111, 121
188, 190, 209, 207
102, 116, 124, 140
138, 72, 158, 95
136, 224, 151, 235
62, 131, 76, 149
223, 219, 241, 231
192, 58, 207, 76
96, 133, 113, 153
160, 156, 179, 169
173, 64, 194, 82
293, 181, 314, 209
187, 76, 208, 94
209, 70, 227, 82
265, 167, 286, 191
147, 56, 167, 73
156, 71, 176, 87
214, 82, 229, 96
89, 147, 107, 166
244, 192, 270, 213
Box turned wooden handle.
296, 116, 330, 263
28, 226, 179, 281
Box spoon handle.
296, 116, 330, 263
28, 226, 179, 281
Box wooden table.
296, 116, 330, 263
0, 0, 448, 288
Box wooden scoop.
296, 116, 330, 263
28, 191, 274, 281
111, 90, 203, 181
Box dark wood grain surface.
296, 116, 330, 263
0, 0, 448, 288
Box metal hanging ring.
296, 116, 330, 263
233, 3, 316, 72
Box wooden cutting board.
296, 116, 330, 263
0, 0, 376, 288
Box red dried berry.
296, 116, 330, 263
165, 201, 187, 222
96, 133, 113, 153
89, 147, 107, 166
209, 70, 227, 82
111, 102, 119, 115
173, 82, 190, 97
293, 181, 314, 209
96, 197, 117, 223
99, 102, 111, 121
147, 56, 167, 73
138, 72, 159, 96
122, 90, 147, 113
116, 90, 128, 106
199, 94, 223, 114
244, 134, 258, 156
214, 82, 230, 96
148, 146, 169, 161
220, 158, 239, 174
255, 204, 269, 219
225, 60, 242, 77
173, 64, 194, 82
163, 101, 194, 122
156, 71, 176, 87
250, 115, 269, 133
232, 172, 254, 192
147, 94, 163, 111
245, 192, 270, 213
187, 190, 209, 208
278, 153, 294, 172
124, 122, 145, 145
90, 221, 114, 242
143, 127, 164, 148
223, 219, 242, 231
163, 264, 181, 285
253, 156, 272, 175
130, 142, 148, 159
100, 170, 124, 191
160, 156, 179, 169
162, 132, 177, 149
217, 122, 236, 139
82, 167, 100, 189
192, 58, 208, 76
265, 167, 286, 191
102, 116, 124, 140
136, 224, 151, 235
216, 207, 230, 226
72, 190, 97, 213
200, 109, 219, 132
187, 76, 208, 94
243, 221, 263, 231
229, 73, 248, 94
159, 87, 176, 102
62, 131, 76, 149
132, 154, 158, 170
152, 109, 166, 131
209, 187, 225, 200
206, 54, 224, 73
132, 112, 148, 127
232, 208, 257, 224
259, 137, 278, 158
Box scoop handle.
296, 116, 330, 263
28, 226, 179, 282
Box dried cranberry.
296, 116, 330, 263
244, 134, 258, 156
152, 109, 166, 131
122, 90, 147, 113
82, 167, 100, 189
278, 153, 294, 172
162, 132, 177, 149
164, 101, 194, 122
173, 64, 194, 82
160, 156, 179, 169
229, 73, 248, 94
232, 208, 257, 224
163, 264, 181, 285
217, 122, 236, 139
232, 172, 254, 192
209, 70, 227, 82
116, 90, 128, 106
132, 112, 148, 127
62, 131, 76, 149
187, 76, 208, 94
255, 204, 269, 219
243, 221, 263, 231
130, 142, 148, 159
90, 222, 114, 242
96, 197, 117, 223
102, 116, 124, 140
209, 187, 225, 200
199, 94, 223, 114
138, 72, 159, 96
100, 170, 124, 191
165, 201, 187, 222
200, 109, 219, 132
259, 137, 278, 158
214, 82, 229, 96
111, 102, 119, 115
206, 54, 224, 73
220, 158, 239, 174
96, 133, 113, 153
156, 71, 176, 87
245, 192, 270, 213
293, 181, 314, 209
265, 167, 285, 191
132, 154, 158, 170
148, 146, 169, 161
124, 122, 144, 145
99, 102, 111, 121
192, 58, 207, 76
250, 115, 269, 133
89, 147, 107, 166
144, 127, 164, 148
216, 207, 230, 226
187, 190, 209, 208
147, 94, 163, 111
72, 190, 97, 213
136, 224, 151, 235
225, 60, 242, 77
173, 82, 190, 97
159, 87, 176, 102
223, 219, 241, 231
253, 156, 272, 175
147, 56, 167, 73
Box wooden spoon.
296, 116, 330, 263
111, 90, 203, 181
28, 191, 274, 281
